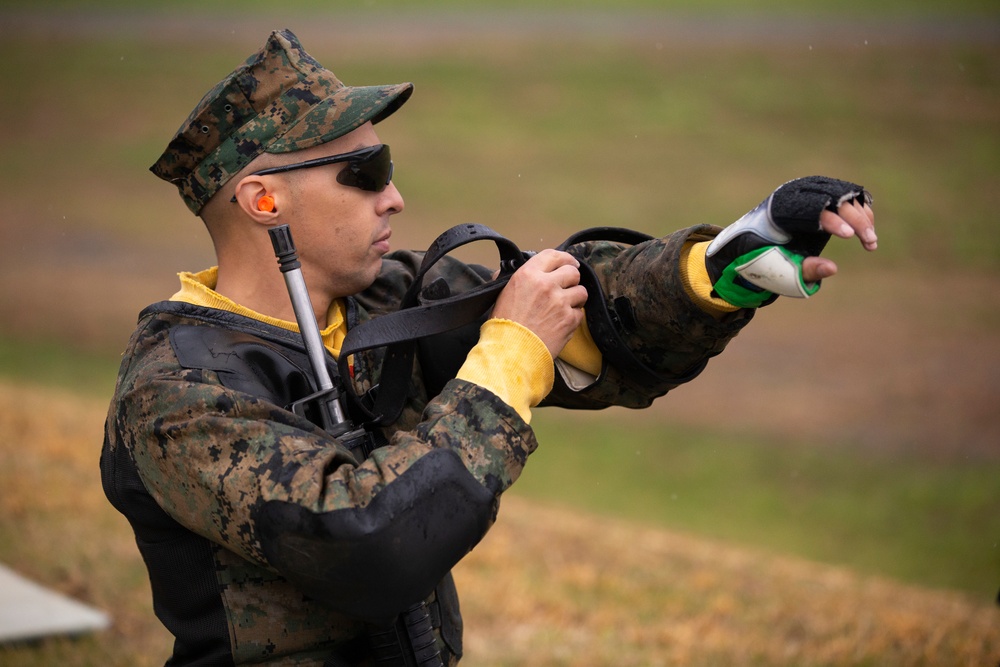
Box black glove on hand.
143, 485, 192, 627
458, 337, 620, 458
705, 175, 872, 308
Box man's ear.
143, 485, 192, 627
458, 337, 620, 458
232, 176, 279, 224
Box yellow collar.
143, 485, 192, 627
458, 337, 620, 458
170, 267, 347, 358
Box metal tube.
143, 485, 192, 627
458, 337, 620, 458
281, 269, 335, 392
269, 225, 348, 426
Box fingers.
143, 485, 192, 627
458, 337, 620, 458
521, 249, 583, 288
529, 250, 587, 307
820, 200, 878, 251
804, 198, 874, 285
546, 262, 584, 290
544, 252, 588, 308
528, 248, 580, 272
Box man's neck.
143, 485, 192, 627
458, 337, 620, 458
214, 264, 333, 329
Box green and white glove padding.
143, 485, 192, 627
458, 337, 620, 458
706, 175, 872, 308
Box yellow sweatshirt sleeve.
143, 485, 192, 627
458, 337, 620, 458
456, 318, 555, 424
557, 318, 602, 378
679, 241, 743, 317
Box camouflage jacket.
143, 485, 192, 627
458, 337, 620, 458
101, 224, 752, 666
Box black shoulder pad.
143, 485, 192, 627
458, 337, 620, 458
253, 448, 495, 623
170, 324, 316, 407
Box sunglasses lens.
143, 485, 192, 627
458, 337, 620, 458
337, 145, 393, 192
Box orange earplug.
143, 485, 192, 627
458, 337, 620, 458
257, 195, 275, 212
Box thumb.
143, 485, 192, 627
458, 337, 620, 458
801, 256, 838, 283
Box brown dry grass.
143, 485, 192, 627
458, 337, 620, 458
0, 380, 996, 666
458, 496, 999, 666
0, 382, 173, 666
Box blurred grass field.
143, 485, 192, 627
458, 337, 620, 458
0, 3, 998, 665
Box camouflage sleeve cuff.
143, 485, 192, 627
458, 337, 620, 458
455, 318, 554, 424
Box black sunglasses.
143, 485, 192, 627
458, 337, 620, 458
230, 144, 393, 202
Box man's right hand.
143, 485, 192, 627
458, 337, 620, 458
491, 249, 589, 359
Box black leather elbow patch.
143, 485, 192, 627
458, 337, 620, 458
253, 448, 495, 623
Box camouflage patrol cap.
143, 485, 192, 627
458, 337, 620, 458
150, 28, 413, 215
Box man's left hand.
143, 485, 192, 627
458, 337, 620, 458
705, 175, 876, 307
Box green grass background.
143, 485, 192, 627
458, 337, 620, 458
1, 1, 997, 601
523, 413, 997, 596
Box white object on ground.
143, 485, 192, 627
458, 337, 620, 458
0, 563, 110, 643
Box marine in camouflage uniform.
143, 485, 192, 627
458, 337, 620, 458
102, 29, 876, 666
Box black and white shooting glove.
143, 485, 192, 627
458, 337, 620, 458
705, 175, 873, 308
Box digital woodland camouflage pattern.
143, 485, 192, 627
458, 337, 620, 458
103, 225, 749, 664
550, 226, 754, 408
149, 29, 412, 215
591, 225, 754, 385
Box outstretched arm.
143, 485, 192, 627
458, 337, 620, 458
543, 175, 878, 409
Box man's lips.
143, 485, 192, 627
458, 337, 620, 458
373, 230, 392, 253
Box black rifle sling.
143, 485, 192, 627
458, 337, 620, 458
340, 224, 526, 425
339, 224, 678, 427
